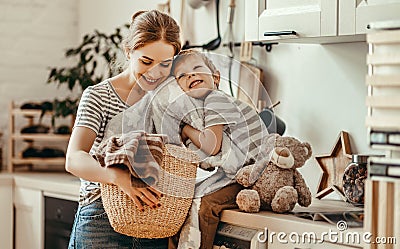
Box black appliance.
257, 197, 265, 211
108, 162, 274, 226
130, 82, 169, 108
213, 222, 267, 249
45, 196, 78, 249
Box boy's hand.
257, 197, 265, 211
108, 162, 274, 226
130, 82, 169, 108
181, 124, 190, 144
181, 124, 223, 156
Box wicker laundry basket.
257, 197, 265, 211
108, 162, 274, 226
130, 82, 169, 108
101, 144, 199, 238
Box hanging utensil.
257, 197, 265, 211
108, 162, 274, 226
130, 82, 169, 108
183, 0, 221, 51
239, 41, 253, 62
157, 0, 171, 13
187, 0, 212, 9
220, 0, 236, 96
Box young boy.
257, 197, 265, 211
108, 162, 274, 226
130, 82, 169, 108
171, 49, 268, 249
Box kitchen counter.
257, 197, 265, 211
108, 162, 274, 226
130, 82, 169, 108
2, 172, 364, 222
220, 199, 365, 248
2, 172, 366, 248
221, 198, 364, 231
1, 172, 80, 201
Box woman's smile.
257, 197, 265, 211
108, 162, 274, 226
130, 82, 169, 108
142, 75, 161, 85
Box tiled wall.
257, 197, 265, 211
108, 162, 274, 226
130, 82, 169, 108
0, 0, 79, 170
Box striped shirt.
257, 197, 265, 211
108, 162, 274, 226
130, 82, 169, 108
194, 90, 268, 196
204, 90, 267, 164
74, 80, 128, 205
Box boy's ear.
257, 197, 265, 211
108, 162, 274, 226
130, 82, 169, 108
213, 71, 221, 88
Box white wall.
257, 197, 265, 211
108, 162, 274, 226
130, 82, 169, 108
79, 0, 168, 36
0, 0, 79, 170
77, 0, 373, 196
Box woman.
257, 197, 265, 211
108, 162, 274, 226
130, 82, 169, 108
66, 10, 181, 248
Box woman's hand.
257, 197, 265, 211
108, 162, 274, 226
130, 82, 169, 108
110, 167, 162, 211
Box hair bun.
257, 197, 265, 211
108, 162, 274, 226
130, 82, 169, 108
131, 10, 146, 23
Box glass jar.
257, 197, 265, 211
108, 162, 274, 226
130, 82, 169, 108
342, 154, 369, 205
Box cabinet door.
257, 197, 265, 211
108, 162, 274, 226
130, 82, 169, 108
245, 0, 337, 41
14, 187, 44, 249
0, 177, 13, 249
339, 0, 400, 35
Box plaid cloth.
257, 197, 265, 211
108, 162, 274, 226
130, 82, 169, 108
95, 131, 166, 187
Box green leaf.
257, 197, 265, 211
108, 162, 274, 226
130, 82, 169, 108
46, 23, 129, 118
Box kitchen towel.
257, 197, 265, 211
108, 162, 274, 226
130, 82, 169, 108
95, 131, 166, 187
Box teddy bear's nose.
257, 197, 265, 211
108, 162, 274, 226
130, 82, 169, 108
276, 147, 290, 157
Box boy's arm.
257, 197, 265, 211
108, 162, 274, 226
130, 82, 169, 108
182, 124, 223, 156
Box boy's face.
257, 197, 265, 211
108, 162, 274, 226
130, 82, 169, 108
173, 54, 219, 99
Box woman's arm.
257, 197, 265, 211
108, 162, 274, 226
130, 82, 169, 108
66, 127, 161, 210
181, 124, 223, 156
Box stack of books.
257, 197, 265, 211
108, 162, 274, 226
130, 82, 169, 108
366, 20, 400, 181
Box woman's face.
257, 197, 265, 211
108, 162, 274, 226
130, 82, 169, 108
128, 40, 175, 91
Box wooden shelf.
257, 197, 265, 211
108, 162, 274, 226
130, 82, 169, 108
367, 54, 400, 65
366, 75, 400, 86
8, 101, 72, 172
11, 109, 44, 116
12, 134, 70, 141
366, 96, 400, 108
11, 158, 65, 165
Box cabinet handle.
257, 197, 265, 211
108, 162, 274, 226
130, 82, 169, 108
264, 31, 297, 37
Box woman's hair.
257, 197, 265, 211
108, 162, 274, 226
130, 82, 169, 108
123, 10, 181, 56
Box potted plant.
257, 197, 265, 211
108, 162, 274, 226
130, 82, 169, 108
46, 24, 129, 124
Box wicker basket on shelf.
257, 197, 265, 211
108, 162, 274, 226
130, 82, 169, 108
101, 143, 199, 238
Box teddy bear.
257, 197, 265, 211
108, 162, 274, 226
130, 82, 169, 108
235, 134, 313, 213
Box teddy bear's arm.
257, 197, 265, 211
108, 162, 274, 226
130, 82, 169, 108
235, 164, 257, 187
293, 170, 312, 207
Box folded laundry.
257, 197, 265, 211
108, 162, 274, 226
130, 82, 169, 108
41, 147, 66, 158
22, 147, 65, 158
22, 147, 42, 158
20, 101, 53, 111
95, 131, 166, 187
21, 124, 50, 134
20, 102, 42, 110
54, 125, 71, 134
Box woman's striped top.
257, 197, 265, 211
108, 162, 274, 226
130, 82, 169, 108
73, 80, 128, 205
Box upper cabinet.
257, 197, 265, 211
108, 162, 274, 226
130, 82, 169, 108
339, 0, 400, 35
245, 0, 338, 42
245, 0, 400, 43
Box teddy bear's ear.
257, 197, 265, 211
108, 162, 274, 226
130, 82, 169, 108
303, 142, 312, 159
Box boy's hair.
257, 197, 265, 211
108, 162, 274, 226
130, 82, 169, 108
171, 49, 219, 76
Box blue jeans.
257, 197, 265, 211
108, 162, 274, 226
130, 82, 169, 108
68, 198, 168, 249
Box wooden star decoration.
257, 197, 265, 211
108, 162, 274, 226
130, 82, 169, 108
315, 131, 352, 201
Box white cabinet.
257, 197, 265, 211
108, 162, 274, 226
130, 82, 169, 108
339, 0, 400, 36
0, 176, 13, 249
245, 0, 400, 42
245, 0, 338, 42
14, 186, 44, 249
